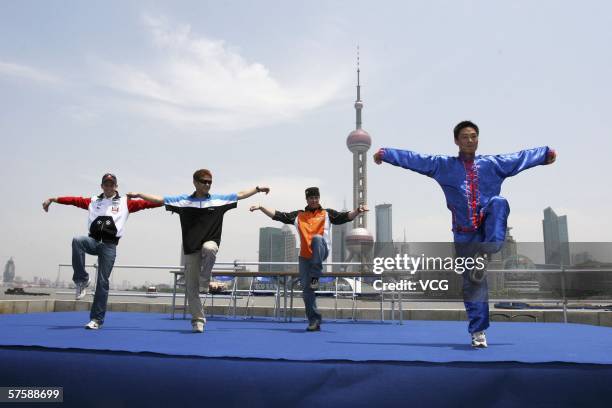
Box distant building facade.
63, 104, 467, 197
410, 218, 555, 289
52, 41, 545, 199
332, 221, 350, 271
259, 226, 298, 273
3, 257, 15, 283
375, 204, 392, 243
542, 207, 570, 266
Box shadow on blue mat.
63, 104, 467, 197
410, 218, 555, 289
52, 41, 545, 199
329, 340, 515, 350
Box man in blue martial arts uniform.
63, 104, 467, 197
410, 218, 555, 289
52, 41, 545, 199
373, 121, 556, 347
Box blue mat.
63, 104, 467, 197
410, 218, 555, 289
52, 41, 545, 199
0, 312, 611, 364
1, 312, 612, 408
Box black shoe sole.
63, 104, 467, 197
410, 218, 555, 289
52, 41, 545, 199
306, 321, 321, 332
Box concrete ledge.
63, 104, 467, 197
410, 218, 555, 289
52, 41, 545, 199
74, 301, 92, 312
108, 302, 128, 312
0, 299, 611, 328
26, 300, 54, 313
148, 303, 168, 314
411, 309, 463, 321
491, 311, 543, 323
543, 310, 565, 323
54, 300, 76, 312
13, 301, 28, 314
125, 303, 148, 313
542, 310, 602, 326
598, 312, 612, 327
567, 311, 600, 326
0, 301, 15, 314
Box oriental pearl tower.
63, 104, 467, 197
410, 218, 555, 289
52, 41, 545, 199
345, 51, 374, 272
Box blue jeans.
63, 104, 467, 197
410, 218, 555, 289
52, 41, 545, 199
299, 235, 329, 324
454, 195, 510, 334
72, 236, 117, 324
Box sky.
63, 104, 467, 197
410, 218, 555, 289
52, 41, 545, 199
1, 1, 611, 285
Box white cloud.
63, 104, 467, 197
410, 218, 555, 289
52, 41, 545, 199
0, 61, 62, 84
93, 15, 348, 131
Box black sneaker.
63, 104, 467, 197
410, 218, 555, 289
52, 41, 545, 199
306, 320, 321, 332
309, 278, 319, 290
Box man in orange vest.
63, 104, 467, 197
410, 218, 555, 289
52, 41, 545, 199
250, 187, 367, 331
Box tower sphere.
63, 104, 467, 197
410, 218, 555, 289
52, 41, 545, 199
345, 227, 374, 250
346, 128, 372, 152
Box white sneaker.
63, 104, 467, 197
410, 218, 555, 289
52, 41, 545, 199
75, 279, 90, 300
85, 320, 101, 330
192, 320, 206, 333
471, 331, 488, 348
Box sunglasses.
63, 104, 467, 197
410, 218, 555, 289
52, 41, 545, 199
195, 178, 213, 185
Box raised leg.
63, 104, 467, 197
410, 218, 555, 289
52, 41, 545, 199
71, 236, 98, 283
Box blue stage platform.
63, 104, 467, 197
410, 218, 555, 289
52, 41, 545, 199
1, 312, 611, 407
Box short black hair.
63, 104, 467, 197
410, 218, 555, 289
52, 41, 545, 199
453, 121, 479, 139
305, 187, 320, 198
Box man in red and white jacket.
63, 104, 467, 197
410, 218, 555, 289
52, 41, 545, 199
42, 173, 161, 330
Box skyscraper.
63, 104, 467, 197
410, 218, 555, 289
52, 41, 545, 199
542, 207, 570, 266
258, 227, 284, 273
259, 226, 298, 273
332, 220, 350, 271
375, 204, 392, 243
3, 257, 15, 284
281, 224, 298, 273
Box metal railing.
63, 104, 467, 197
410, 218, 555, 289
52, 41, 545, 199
56, 262, 612, 324
56, 261, 367, 321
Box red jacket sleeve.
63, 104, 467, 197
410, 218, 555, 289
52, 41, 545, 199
127, 199, 163, 213
56, 197, 91, 210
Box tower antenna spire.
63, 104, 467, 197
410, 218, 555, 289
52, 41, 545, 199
355, 44, 362, 129
357, 44, 360, 91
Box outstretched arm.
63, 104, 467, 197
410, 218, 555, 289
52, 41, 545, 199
126, 192, 164, 204
251, 205, 299, 225
237, 186, 270, 200
249, 205, 277, 219
42, 196, 90, 212
493, 147, 556, 178
373, 148, 441, 178
348, 204, 369, 221
328, 205, 369, 225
